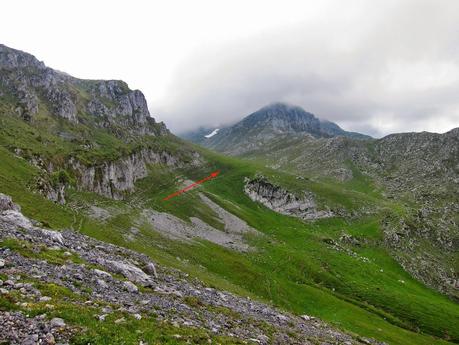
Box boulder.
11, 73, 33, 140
143, 262, 158, 278
102, 260, 154, 286
0, 194, 20, 212
41, 229, 64, 245
123, 281, 139, 293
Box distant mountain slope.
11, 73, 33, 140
241, 127, 459, 298
181, 102, 371, 155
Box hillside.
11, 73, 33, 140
1, 44, 459, 345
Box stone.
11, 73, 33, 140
0, 258, 5, 268
96, 279, 109, 289
41, 229, 64, 245
102, 259, 153, 286
133, 313, 142, 320
98, 314, 107, 321
44, 333, 56, 345
93, 268, 112, 278
39, 296, 52, 302
0, 288, 9, 294
50, 317, 66, 328
123, 281, 139, 293
143, 262, 158, 278
114, 317, 126, 324
0, 193, 20, 212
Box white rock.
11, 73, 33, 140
133, 313, 142, 320
0, 259, 5, 268
0, 210, 33, 230
123, 281, 139, 293
41, 229, 64, 245
93, 269, 112, 278
103, 260, 153, 286
0, 288, 9, 295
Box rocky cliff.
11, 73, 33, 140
244, 176, 334, 220
0, 44, 167, 136
68, 149, 201, 200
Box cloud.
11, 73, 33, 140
151, 0, 459, 137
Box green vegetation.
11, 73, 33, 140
0, 238, 84, 265
0, 109, 458, 345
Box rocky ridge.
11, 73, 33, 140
0, 193, 383, 344
0, 44, 167, 136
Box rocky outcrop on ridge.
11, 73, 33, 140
0, 44, 167, 135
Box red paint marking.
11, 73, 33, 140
163, 170, 221, 201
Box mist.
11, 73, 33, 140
151, 0, 459, 137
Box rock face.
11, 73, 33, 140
181, 102, 370, 155
0, 194, 383, 345
68, 148, 191, 199
0, 44, 167, 135
244, 177, 334, 220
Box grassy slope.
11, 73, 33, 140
0, 114, 458, 344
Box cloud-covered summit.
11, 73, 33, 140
153, 0, 459, 137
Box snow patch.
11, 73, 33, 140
204, 129, 219, 138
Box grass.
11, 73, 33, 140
0, 112, 458, 345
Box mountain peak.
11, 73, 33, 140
181, 102, 371, 155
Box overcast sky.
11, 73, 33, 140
2, 0, 459, 137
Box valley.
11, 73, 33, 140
0, 44, 458, 345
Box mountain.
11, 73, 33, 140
181, 102, 371, 155
0, 44, 167, 136
1, 44, 458, 345
240, 128, 459, 297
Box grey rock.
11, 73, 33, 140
123, 281, 139, 293
50, 317, 65, 328
102, 259, 153, 286
41, 229, 64, 245
143, 262, 158, 278
244, 176, 334, 220
0, 193, 21, 212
